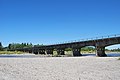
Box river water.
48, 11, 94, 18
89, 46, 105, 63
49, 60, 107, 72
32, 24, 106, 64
82, 52, 120, 57
0, 53, 120, 58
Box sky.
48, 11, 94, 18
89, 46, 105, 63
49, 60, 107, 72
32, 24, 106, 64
0, 0, 120, 49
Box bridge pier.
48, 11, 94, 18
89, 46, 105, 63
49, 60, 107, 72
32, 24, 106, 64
39, 50, 46, 55
33, 48, 39, 54
46, 50, 53, 55
57, 49, 65, 55
28, 49, 33, 53
96, 46, 107, 57
34, 51, 39, 54
72, 48, 82, 56
29, 50, 32, 53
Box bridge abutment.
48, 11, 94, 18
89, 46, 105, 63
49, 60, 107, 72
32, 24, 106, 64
72, 48, 82, 56
96, 46, 107, 57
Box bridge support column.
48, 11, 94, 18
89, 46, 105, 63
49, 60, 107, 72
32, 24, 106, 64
39, 50, 46, 55
33, 48, 39, 54
57, 49, 65, 55
96, 46, 107, 57
28, 49, 33, 53
29, 50, 32, 53
46, 50, 53, 55
34, 51, 39, 54
72, 48, 82, 56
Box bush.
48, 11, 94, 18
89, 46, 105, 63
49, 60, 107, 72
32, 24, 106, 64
65, 53, 73, 57
52, 51, 60, 57
118, 58, 120, 60
0, 51, 24, 54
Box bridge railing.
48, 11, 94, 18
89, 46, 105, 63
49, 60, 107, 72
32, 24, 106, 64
48, 34, 120, 45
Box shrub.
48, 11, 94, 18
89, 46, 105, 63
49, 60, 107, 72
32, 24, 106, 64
0, 51, 23, 54
65, 53, 73, 57
118, 58, 120, 60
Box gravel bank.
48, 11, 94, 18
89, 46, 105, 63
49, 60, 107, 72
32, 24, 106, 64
0, 56, 120, 80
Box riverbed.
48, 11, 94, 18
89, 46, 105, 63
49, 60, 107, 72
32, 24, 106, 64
0, 53, 120, 80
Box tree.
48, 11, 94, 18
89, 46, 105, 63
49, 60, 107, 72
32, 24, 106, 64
81, 46, 95, 51
7, 43, 33, 50
0, 42, 3, 51
8, 44, 12, 49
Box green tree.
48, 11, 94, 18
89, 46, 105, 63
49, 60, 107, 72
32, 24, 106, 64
0, 42, 3, 51
8, 44, 12, 49
81, 46, 95, 51
7, 43, 33, 50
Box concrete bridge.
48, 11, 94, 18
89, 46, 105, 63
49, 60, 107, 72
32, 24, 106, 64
15, 35, 120, 57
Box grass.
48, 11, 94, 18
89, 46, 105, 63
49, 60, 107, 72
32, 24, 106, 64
118, 58, 120, 60
52, 51, 61, 57
0, 51, 24, 54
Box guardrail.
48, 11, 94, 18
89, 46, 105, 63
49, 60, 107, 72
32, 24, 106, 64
48, 34, 120, 45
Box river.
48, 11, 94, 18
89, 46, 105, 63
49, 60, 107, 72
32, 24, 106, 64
0, 52, 120, 58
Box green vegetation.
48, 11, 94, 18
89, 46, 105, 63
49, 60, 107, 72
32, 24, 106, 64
81, 47, 95, 53
0, 51, 24, 54
118, 58, 120, 60
0, 42, 32, 54
65, 48, 72, 51
8, 43, 33, 49
111, 48, 120, 52
65, 51, 73, 57
0, 42, 3, 51
81, 47, 95, 51
52, 51, 61, 57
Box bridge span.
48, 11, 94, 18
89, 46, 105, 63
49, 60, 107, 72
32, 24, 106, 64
15, 35, 120, 57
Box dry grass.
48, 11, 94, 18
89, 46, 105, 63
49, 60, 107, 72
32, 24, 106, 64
0, 51, 24, 54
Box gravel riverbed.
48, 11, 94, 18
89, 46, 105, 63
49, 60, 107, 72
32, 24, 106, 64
0, 56, 120, 80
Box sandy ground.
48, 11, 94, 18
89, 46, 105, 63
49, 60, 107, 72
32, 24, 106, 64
0, 56, 120, 80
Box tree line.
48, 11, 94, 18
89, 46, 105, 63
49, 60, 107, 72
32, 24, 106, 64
111, 48, 120, 52
8, 43, 33, 49
0, 42, 34, 51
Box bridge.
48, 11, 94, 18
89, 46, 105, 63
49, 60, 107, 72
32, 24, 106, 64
14, 34, 120, 57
